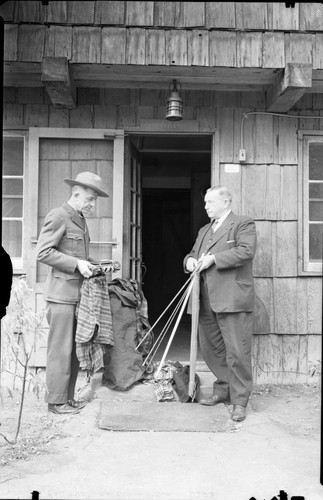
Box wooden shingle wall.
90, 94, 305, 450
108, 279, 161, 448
3, 26, 323, 70
1, 2, 323, 31
1, 1, 322, 384
2, 2, 323, 71
3, 86, 322, 383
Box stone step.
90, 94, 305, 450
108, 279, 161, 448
196, 369, 214, 398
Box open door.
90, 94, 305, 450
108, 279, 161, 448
124, 138, 143, 282
26, 128, 124, 366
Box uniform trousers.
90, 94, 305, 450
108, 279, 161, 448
198, 278, 253, 407
45, 302, 79, 404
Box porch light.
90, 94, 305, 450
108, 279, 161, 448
165, 80, 183, 121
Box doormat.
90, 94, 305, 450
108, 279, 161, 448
98, 401, 234, 432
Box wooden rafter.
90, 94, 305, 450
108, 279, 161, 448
41, 56, 76, 109
266, 63, 313, 112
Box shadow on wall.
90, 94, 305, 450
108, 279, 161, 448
253, 295, 271, 335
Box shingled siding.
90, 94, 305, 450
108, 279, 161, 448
1, 2, 323, 31
1, 2, 323, 70
3, 85, 322, 384
1, 2, 322, 384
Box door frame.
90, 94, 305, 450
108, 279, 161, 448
27, 127, 125, 291
123, 129, 219, 277
126, 129, 219, 183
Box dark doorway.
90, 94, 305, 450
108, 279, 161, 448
138, 134, 212, 361
142, 188, 191, 318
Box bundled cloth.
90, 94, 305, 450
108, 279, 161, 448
102, 278, 154, 391
75, 272, 114, 373
153, 361, 200, 403
154, 363, 177, 401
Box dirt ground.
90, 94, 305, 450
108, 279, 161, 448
0, 374, 321, 500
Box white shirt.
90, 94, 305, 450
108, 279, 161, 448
212, 210, 231, 232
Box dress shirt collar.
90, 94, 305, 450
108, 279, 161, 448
212, 209, 232, 231
67, 201, 84, 218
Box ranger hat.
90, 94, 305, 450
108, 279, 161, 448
64, 171, 109, 197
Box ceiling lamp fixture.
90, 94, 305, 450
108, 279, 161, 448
165, 80, 183, 121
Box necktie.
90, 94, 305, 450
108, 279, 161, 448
212, 218, 220, 232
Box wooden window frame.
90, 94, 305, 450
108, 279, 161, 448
298, 130, 323, 275
2, 130, 28, 273
27, 127, 125, 284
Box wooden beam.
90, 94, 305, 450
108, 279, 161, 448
266, 63, 312, 112
7, 60, 323, 94
41, 56, 76, 109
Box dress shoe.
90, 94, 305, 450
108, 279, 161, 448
68, 398, 87, 410
231, 404, 247, 422
48, 403, 81, 415
199, 394, 230, 406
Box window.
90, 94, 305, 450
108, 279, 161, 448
301, 134, 323, 274
2, 134, 25, 270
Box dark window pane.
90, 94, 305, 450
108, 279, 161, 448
309, 143, 323, 181
309, 224, 323, 261
3, 137, 24, 176
2, 178, 23, 196
2, 220, 22, 258
2, 198, 23, 217
309, 183, 323, 199
309, 201, 323, 221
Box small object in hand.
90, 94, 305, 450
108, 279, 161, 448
100, 260, 121, 272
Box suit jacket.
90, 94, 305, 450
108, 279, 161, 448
0, 245, 13, 319
184, 212, 257, 313
36, 203, 91, 304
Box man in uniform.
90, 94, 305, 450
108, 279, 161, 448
36, 171, 109, 414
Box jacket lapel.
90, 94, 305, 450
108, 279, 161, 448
208, 212, 235, 248
63, 203, 85, 230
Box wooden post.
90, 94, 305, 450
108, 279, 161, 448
188, 272, 200, 399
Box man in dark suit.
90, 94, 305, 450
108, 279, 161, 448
36, 172, 109, 414
0, 245, 13, 319
184, 186, 257, 421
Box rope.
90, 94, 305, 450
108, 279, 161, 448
139, 263, 202, 372
142, 280, 192, 367
136, 272, 194, 351
154, 267, 202, 378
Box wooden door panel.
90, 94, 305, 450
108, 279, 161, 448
36, 137, 114, 285
27, 129, 125, 367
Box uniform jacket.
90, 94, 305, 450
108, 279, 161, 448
184, 212, 257, 313
36, 202, 92, 304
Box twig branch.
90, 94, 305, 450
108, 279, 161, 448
0, 433, 15, 445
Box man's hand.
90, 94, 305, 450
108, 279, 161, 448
198, 254, 216, 271
77, 260, 95, 278
186, 257, 198, 273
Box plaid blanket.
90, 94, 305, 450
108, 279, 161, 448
76, 274, 114, 372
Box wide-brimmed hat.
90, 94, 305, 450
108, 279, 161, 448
64, 171, 109, 197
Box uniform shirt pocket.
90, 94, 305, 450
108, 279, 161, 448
53, 269, 79, 280
65, 231, 84, 255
